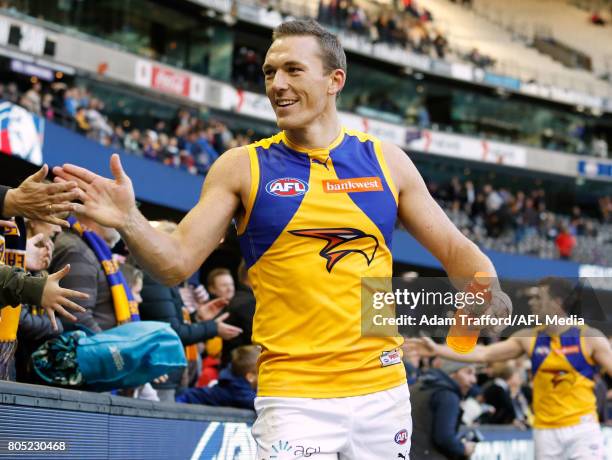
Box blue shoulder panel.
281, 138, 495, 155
238, 142, 310, 268
560, 327, 595, 380
329, 135, 397, 248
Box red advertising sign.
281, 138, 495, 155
151, 66, 190, 97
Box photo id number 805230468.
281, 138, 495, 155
5, 440, 68, 452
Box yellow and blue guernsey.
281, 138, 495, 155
237, 127, 406, 398
530, 326, 598, 428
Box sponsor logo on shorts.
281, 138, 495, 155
266, 178, 308, 197
394, 429, 409, 445
264, 440, 321, 459
380, 349, 402, 367
322, 177, 383, 193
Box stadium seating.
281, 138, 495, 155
472, 0, 612, 78
420, 0, 612, 97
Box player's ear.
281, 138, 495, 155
328, 69, 346, 97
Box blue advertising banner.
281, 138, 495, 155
0, 101, 44, 165
42, 122, 202, 212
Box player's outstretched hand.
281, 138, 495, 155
153, 374, 169, 384
481, 290, 513, 335
0, 220, 16, 229
41, 264, 88, 331
404, 336, 439, 357
52, 154, 136, 230
26, 233, 51, 272
215, 312, 243, 340
197, 298, 229, 321
4, 165, 79, 227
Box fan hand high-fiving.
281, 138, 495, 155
53, 154, 136, 230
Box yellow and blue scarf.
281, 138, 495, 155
68, 217, 139, 324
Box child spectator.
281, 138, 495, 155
176, 345, 260, 410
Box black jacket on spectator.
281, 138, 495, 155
16, 305, 63, 383
176, 365, 256, 410
0, 185, 9, 217
50, 230, 115, 333
221, 285, 255, 367
410, 369, 467, 460
480, 379, 516, 424
140, 272, 218, 389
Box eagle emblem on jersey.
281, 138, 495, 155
289, 228, 379, 273
541, 369, 576, 390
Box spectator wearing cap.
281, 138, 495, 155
410, 359, 477, 459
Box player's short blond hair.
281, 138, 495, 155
272, 19, 347, 75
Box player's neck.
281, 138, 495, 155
284, 114, 342, 150
544, 317, 571, 336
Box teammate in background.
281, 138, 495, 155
54, 19, 507, 459
409, 277, 612, 460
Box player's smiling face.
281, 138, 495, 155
529, 285, 562, 318
263, 35, 336, 130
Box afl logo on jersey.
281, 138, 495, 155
266, 178, 308, 197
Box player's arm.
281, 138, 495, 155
121, 152, 243, 285
587, 328, 612, 375
408, 333, 527, 363
382, 141, 497, 286
53, 149, 246, 285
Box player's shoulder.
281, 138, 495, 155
510, 328, 539, 347
249, 131, 285, 150
513, 327, 539, 337
344, 128, 380, 144
204, 146, 251, 194
209, 146, 249, 171
581, 325, 607, 339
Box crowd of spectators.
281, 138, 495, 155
0, 80, 253, 176
3, 79, 611, 266
2, 165, 612, 452
318, 0, 452, 62
429, 176, 612, 263
315, 0, 495, 67
1, 170, 258, 407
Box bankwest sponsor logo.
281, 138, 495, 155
556, 345, 580, 355
323, 177, 383, 193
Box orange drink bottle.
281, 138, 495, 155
446, 272, 492, 353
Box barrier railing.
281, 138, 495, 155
2, 380, 612, 459
0, 380, 256, 459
